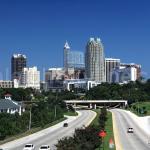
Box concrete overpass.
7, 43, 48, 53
65, 100, 128, 109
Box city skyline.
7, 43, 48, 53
0, 0, 150, 79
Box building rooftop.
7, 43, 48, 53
64, 41, 70, 49
48, 68, 64, 71
13, 54, 26, 58
0, 99, 20, 110
105, 58, 121, 61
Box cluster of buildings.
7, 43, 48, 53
45, 38, 141, 91
0, 37, 142, 115
0, 37, 141, 91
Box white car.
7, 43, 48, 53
39, 145, 50, 150
23, 144, 35, 150
127, 128, 134, 133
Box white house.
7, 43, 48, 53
0, 94, 24, 115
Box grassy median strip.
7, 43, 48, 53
91, 109, 101, 126
102, 111, 115, 150
92, 110, 115, 150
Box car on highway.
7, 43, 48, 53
127, 127, 134, 133
63, 123, 68, 127
23, 144, 35, 150
39, 145, 50, 150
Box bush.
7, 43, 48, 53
56, 126, 100, 150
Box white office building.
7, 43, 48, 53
63, 79, 101, 91
21, 67, 40, 89
112, 63, 141, 83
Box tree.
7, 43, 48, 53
56, 126, 100, 150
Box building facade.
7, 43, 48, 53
85, 38, 105, 82
120, 63, 141, 80
63, 79, 101, 91
63, 41, 85, 69
112, 63, 141, 83
45, 67, 85, 91
20, 67, 40, 89
105, 58, 120, 83
45, 68, 65, 90
0, 80, 13, 88
11, 54, 27, 80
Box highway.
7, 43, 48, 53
111, 109, 150, 150
0, 110, 96, 150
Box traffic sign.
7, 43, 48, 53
99, 130, 107, 138
109, 138, 115, 149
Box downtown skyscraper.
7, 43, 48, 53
85, 38, 105, 82
63, 41, 85, 70
11, 54, 27, 80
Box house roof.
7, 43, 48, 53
0, 99, 20, 110
4, 93, 12, 96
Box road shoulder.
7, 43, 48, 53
111, 111, 123, 150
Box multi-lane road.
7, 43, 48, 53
2, 107, 150, 150
0, 110, 96, 150
111, 109, 150, 150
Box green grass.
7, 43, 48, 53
129, 102, 150, 116
102, 112, 115, 150
64, 111, 78, 116
0, 117, 66, 145
91, 109, 101, 126
93, 110, 115, 150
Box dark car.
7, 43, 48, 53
127, 128, 134, 133
63, 123, 68, 127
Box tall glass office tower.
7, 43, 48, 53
85, 38, 105, 82
63, 41, 85, 69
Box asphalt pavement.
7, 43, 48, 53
111, 109, 150, 150
0, 110, 96, 150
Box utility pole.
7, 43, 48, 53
29, 106, 32, 130
54, 89, 58, 119
54, 105, 57, 118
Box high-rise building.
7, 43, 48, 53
63, 41, 85, 69
64, 41, 70, 69
11, 54, 27, 80
105, 58, 120, 83
85, 38, 105, 82
20, 66, 40, 89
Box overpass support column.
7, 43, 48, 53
88, 103, 92, 109
67, 83, 70, 91
93, 104, 96, 109
73, 103, 76, 107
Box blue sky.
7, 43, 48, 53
0, 0, 150, 80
